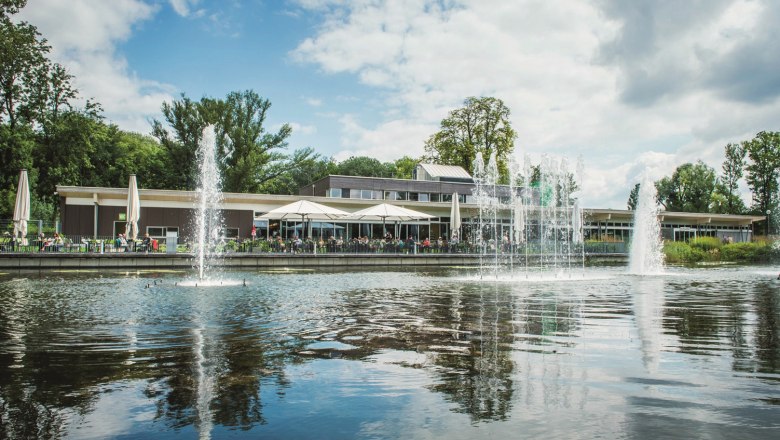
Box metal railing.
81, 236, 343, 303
0, 234, 628, 256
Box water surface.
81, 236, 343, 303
0, 265, 779, 439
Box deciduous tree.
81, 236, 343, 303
423, 97, 515, 182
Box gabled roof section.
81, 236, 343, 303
416, 163, 473, 182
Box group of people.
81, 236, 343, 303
114, 232, 156, 252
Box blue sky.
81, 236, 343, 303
19, 0, 780, 209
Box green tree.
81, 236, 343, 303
423, 96, 516, 182
627, 183, 640, 210
152, 90, 313, 193
392, 156, 418, 179
335, 156, 394, 177
655, 161, 716, 213
710, 143, 746, 215
743, 131, 780, 235
260, 153, 336, 195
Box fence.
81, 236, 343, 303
0, 233, 628, 256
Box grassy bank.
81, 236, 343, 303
663, 237, 778, 264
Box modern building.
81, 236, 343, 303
57, 164, 764, 244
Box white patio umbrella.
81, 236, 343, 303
259, 200, 350, 253
450, 193, 461, 242
125, 174, 140, 240
348, 203, 434, 239
13, 169, 30, 246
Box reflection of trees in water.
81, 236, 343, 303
664, 279, 780, 374
0, 283, 297, 438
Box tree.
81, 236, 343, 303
335, 156, 394, 177
151, 90, 312, 193
743, 131, 780, 235
710, 143, 747, 215
627, 183, 640, 210
392, 156, 418, 179
655, 161, 716, 213
423, 96, 516, 182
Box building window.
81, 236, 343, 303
418, 193, 430, 202
328, 188, 342, 198
147, 226, 179, 239
350, 189, 362, 199
430, 193, 441, 202
409, 192, 419, 201
385, 191, 398, 200
441, 193, 452, 202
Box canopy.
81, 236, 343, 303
13, 169, 29, 245
125, 174, 141, 240
258, 200, 350, 221
292, 222, 345, 231
347, 203, 434, 222
450, 193, 461, 241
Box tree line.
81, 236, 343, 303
626, 132, 780, 234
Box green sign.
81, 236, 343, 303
118, 213, 126, 221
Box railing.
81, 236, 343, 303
0, 235, 628, 256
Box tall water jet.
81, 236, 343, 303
194, 125, 224, 281
629, 176, 664, 274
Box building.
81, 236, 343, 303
57, 164, 763, 244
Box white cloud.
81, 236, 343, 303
292, 0, 780, 208
170, 0, 201, 17
289, 122, 318, 135
19, 0, 174, 133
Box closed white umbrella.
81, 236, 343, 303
450, 193, 461, 241
125, 175, 140, 240
13, 169, 30, 246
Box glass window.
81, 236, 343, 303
396, 191, 408, 201
148, 227, 164, 237
385, 191, 398, 200
409, 192, 419, 201
329, 188, 342, 198
350, 189, 362, 199
441, 194, 452, 202
418, 193, 429, 202
361, 189, 373, 199
430, 193, 441, 202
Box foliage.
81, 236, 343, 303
627, 183, 640, 210
393, 156, 417, 179
151, 90, 315, 193
688, 236, 722, 252
655, 161, 716, 212
743, 131, 780, 235
423, 96, 515, 183
664, 238, 774, 263
711, 143, 746, 215
335, 156, 394, 177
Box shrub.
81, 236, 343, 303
721, 242, 771, 262
688, 236, 722, 252
664, 241, 704, 263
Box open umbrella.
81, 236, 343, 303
347, 203, 434, 238
13, 169, 30, 246
125, 174, 140, 240
450, 192, 461, 242
258, 200, 350, 253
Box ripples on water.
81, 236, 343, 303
0, 265, 778, 439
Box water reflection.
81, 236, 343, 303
632, 276, 665, 373
0, 267, 778, 438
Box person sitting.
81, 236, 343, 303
422, 237, 431, 253
115, 233, 128, 252
51, 232, 64, 252
140, 233, 152, 252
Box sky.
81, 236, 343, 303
17, 0, 780, 209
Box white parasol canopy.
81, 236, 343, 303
13, 169, 30, 245
450, 193, 461, 241
125, 174, 140, 240
347, 203, 434, 222
258, 200, 350, 221
348, 203, 434, 239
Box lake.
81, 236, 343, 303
0, 265, 778, 439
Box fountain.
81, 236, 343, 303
194, 125, 225, 282
471, 153, 586, 280
628, 176, 665, 274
